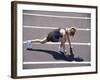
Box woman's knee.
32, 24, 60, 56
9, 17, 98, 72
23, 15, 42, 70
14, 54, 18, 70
40, 41, 45, 44
40, 38, 47, 44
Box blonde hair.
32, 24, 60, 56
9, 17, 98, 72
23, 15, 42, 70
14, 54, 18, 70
69, 27, 76, 36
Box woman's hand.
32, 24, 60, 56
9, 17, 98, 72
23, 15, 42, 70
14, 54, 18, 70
70, 47, 74, 57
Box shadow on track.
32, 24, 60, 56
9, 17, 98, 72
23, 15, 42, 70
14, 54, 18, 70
27, 49, 84, 62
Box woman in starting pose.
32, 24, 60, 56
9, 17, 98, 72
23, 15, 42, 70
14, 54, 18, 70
26, 27, 76, 56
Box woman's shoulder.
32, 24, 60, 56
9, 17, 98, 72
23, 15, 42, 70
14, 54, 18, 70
59, 28, 66, 35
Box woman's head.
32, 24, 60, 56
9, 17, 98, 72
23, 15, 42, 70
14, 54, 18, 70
69, 27, 76, 36
66, 27, 76, 36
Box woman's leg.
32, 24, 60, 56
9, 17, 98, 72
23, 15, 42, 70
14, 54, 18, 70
59, 36, 66, 47
26, 37, 48, 49
59, 36, 67, 55
31, 37, 48, 44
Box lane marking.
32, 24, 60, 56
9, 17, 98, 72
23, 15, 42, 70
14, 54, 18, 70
23, 61, 91, 64
24, 26, 57, 29
23, 13, 91, 20
23, 41, 91, 46
24, 26, 91, 31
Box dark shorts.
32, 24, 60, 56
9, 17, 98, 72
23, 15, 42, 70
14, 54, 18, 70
47, 32, 60, 42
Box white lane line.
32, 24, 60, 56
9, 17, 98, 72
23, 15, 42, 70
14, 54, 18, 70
23, 61, 91, 64
24, 26, 57, 29
23, 41, 91, 46
24, 26, 91, 31
23, 13, 91, 20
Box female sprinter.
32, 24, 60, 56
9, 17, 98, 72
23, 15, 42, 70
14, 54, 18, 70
26, 27, 76, 56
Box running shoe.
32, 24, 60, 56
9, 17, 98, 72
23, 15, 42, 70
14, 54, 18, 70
26, 40, 32, 50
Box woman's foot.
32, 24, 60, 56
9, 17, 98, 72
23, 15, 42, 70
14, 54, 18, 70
26, 40, 32, 50
58, 47, 67, 55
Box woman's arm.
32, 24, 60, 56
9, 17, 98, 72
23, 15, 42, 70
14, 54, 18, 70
66, 32, 74, 56
66, 32, 71, 48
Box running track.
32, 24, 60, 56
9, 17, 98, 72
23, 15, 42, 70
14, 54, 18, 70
23, 10, 91, 69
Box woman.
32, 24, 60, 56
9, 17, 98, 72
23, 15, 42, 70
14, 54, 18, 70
26, 27, 76, 56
